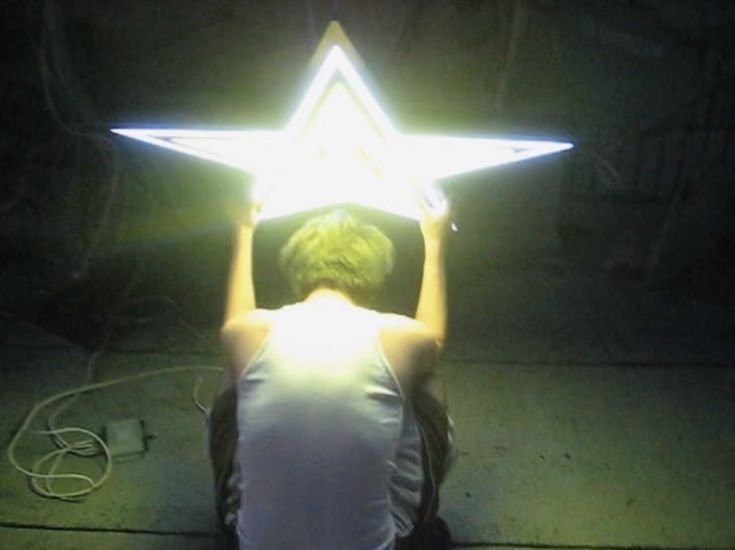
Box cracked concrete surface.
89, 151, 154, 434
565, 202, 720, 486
1, 270, 734, 549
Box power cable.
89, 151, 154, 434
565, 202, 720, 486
6, 364, 223, 501
4, 289, 222, 501
305, 0, 319, 49
35, 0, 123, 276
330, 0, 340, 20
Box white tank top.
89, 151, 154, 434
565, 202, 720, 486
234, 302, 423, 549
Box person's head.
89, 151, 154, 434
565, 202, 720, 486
279, 210, 394, 306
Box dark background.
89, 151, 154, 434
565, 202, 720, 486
1, 2, 734, 547
1, 0, 733, 350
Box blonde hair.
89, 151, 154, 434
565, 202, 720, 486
279, 210, 394, 305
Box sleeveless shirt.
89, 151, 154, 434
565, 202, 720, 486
233, 301, 423, 549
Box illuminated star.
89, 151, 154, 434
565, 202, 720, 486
112, 22, 572, 220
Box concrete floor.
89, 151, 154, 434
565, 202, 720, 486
1, 270, 734, 549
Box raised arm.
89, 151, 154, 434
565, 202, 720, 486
217, 200, 260, 395
415, 186, 450, 349
222, 200, 259, 327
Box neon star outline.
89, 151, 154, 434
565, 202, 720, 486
112, 22, 572, 220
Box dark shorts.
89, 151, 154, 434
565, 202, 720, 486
207, 377, 454, 548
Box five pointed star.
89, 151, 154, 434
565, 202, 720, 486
112, 22, 572, 220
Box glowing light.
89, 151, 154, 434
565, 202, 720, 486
112, 22, 572, 220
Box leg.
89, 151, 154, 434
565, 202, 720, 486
398, 374, 455, 549
415, 373, 454, 515
207, 386, 240, 538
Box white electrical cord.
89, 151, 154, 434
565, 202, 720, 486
6, 365, 223, 501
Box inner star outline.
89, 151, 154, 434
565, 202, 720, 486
112, 21, 573, 220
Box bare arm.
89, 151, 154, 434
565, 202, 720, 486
222, 201, 259, 326
415, 187, 450, 348
218, 200, 260, 395
223, 224, 256, 325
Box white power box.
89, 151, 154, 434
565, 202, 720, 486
103, 418, 147, 461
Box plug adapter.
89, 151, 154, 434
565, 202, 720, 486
103, 418, 147, 461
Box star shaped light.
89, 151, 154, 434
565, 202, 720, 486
112, 22, 572, 220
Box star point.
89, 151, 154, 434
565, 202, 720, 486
112, 22, 572, 220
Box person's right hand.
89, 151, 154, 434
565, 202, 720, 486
237, 200, 261, 229
418, 182, 451, 242
228, 182, 262, 229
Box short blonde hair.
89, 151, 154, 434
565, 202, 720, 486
279, 210, 394, 305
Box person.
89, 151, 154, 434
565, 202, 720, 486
207, 191, 454, 549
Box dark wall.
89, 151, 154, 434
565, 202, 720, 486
1, 0, 733, 345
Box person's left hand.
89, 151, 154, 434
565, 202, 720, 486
418, 181, 451, 243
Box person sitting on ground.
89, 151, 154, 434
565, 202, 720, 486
208, 192, 455, 549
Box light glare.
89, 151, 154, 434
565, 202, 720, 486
112, 25, 572, 221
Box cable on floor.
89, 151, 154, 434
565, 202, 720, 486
6, 364, 223, 501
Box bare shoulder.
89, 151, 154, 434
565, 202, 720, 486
221, 309, 273, 338
378, 313, 435, 345
220, 310, 274, 374
377, 313, 438, 386
220, 309, 273, 364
